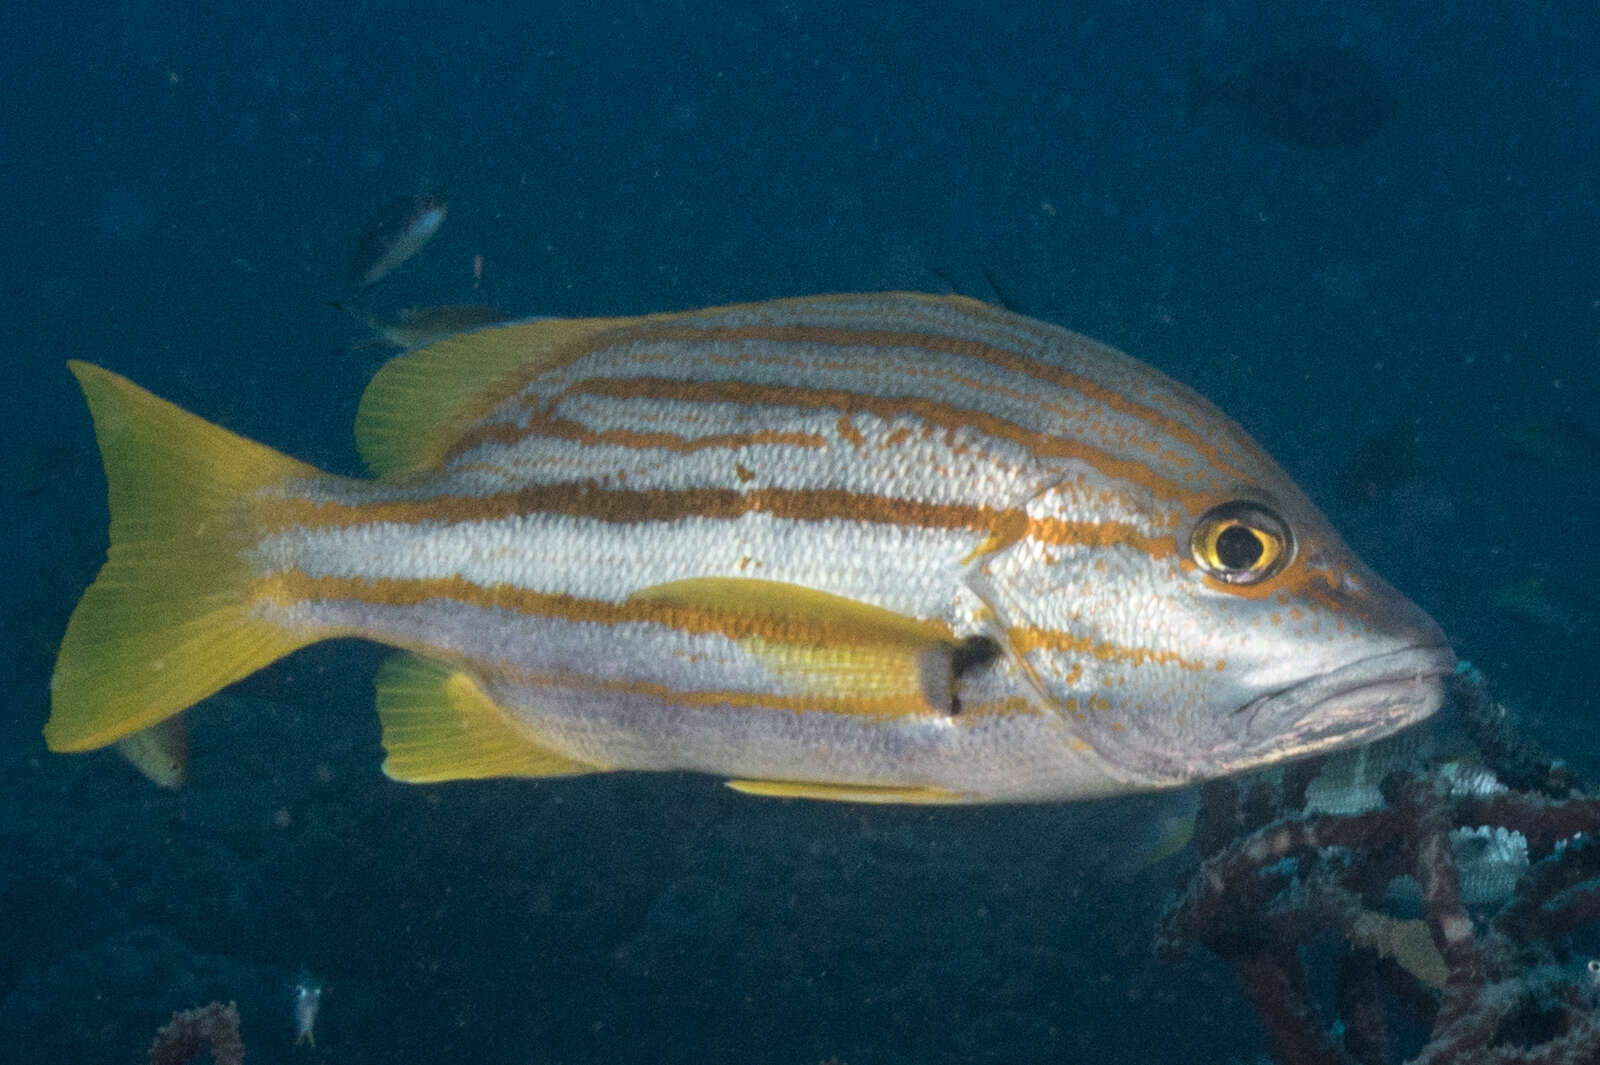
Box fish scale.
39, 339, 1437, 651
47, 292, 1453, 802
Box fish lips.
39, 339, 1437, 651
1233, 644, 1457, 761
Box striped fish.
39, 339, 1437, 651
46, 293, 1454, 802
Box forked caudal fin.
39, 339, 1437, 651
46, 362, 326, 753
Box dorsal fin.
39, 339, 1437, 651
354, 316, 633, 477
352, 292, 1001, 478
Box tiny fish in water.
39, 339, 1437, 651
115, 717, 188, 789
1192, 45, 1398, 149
47, 293, 1452, 802
293, 970, 324, 1047
346, 303, 505, 351
343, 193, 447, 296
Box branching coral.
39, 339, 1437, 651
1158, 670, 1600, 1064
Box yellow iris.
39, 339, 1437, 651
1190, 503, 1292, 584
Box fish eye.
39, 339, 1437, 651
1189, 501, 1293, 585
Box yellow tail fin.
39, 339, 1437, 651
46, 362, 325, 753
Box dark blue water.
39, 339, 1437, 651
4, 2, 1598, 1061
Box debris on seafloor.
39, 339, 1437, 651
148, 1001, 244, 1065
1158, 667, 1600, 1064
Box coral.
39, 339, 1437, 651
1347, 913, 1447, 990
148, 1001, 243, 1065
1158, 670, 1600, 1064
1450, 826, 1530, 907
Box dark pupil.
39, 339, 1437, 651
1216, 524, 1264, 570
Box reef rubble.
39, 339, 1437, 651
1158, 669, 1600, 1065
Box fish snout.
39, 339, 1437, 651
1238, 643, 1456, 758
1348, 566, 1451, 654
1230, 558, 1455, 759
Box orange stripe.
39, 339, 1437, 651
449, 410, 828, 459
268, 482, 1182, 565
1027, 517, 1177, 558
393, 308, 1246, 499
262, 571, 955, 649
556, 376, 1203, 502
270, 483, 1003, 538
1200, 562, 1371, 626
952, 695, 1049, 722
624, 321, 1256, 484
1007, 626, 1210, 671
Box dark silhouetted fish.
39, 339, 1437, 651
1192, 45, 1397, 149
1338, 420, 1422, 502
1497, 577, 1596, 639
344, 193, 447, 297
1501, 416, 1600, 470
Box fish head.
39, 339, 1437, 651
970, 467, 1453, 789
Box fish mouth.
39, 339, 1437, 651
1235, 644, 1458, 760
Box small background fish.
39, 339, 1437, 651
345, 303, 505, 351
343, 193, 447, 298
293, 970, 324, 1048
1337, 420, 1423, 503
1191, 44, 1398, 148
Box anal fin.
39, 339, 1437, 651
375, 653, 603, 783
727, 778, 964, 804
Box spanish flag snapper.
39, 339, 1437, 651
47, 293, 1454, 802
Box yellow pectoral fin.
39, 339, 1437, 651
727, 779, 965, 804
629, 578, 953, 647
375, 653, 604, 783
629, 578, 959, 717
